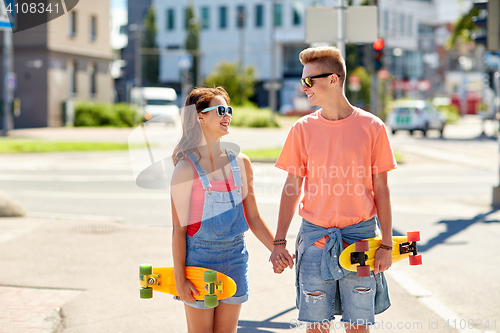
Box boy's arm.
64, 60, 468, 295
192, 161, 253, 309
373, 171, 393, 274
270, 173, 304, 272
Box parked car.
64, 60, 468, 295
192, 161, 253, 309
130, 87, 180, 125
386, 100, 446, 137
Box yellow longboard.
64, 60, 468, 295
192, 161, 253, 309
339, 231, 422, 277
139, 265, 237, 308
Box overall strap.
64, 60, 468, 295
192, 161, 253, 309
188, 153, 212, 190
226, 149, 243, 188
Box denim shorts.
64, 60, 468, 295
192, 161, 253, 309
298, 244, 378, 325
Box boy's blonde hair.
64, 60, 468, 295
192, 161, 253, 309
299, 46, 346, 87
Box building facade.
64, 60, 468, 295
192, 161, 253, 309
154, 0, 470, 109
1, 0, 114, 128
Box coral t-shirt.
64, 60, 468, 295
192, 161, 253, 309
275, 108, 397, 247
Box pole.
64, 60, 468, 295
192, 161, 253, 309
134, 27, 142, 88
269, 0, 277, 115
336, 0, 346, 60
1, 29, 13, 136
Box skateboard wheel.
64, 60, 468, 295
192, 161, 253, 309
204, 270, 217, 283
204, 295, 218, 308
407, 231, 420, 242
357, 265, 371, 277
409, 254, 422, 265
140, 287, 153, 299
140, 264, 153, 276
355, 240, 369, 252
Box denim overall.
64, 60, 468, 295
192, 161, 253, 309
182, 149, 250, 309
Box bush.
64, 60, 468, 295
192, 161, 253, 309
204, 62, 256, 106
231, 105, 279, 128
436, 104, 460, 124
74, 102, 139, 127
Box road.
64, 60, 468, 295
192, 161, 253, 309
1, 115, 500, 332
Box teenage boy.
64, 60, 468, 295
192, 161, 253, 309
270, 46, 397, 333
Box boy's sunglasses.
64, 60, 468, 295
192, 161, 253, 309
200, 105, 233, 117
300, 73, 339, 88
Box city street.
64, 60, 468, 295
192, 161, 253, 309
1, 115, 500, 332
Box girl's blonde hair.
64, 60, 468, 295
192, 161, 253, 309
172, 86, 231, 166
299, 46, 346, 87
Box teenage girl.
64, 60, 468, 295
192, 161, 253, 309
171, 87, 287, 333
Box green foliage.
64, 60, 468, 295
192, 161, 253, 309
346, 66, 371, 108
436, 104, 460, 124
185, 2, 200, 85
74, 102, 139, 127
447, 6, 479, 49
205, 62, 256, 106
231, 105, 279, 128
143, 6, 159, 85
0, 140, 131, 153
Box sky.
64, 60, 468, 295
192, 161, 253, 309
111, 0, 127, 10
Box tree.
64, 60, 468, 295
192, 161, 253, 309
143, 6, 159, 85
185, 2, 200, 86
204, 62, 256, 106
447, 6, 480, 49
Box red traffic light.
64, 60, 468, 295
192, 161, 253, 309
373, 39, 384, 51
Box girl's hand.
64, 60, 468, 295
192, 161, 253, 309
176, 278, 200, 303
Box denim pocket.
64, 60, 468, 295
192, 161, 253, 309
209, 201, 238, 237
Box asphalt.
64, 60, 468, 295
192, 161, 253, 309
0, 123, 476, 333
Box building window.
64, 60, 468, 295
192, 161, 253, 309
236, 5, 245, 29
69, 11, 77, 38
383, 10, 389, 33
273, 3, 283, 27
255, 4, 264, 28
89, 63, 97, 97
392, 12, 397, 36
68, 60, 77, 95
89, 15, 97, 41
167, 8, 175, 31
184, 7, 190, 30
400, 13, 405, 36
219, 6, 227, 29
201, 7, 209, 30
408, 15, 413, 36
292, 2, 302, 26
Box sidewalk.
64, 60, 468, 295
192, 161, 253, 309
0, 216, 457, 333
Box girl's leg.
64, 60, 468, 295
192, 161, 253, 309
184, 304, 215, 333
213, 302, 242, 333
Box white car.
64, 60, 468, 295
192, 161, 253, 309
130, 87, 180, 125
386, 100, 445, 137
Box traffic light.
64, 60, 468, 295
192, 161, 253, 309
373, 38, 384, 71
472, 0, 500, 51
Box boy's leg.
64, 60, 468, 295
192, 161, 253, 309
298, 245, 337, 329
338, 271, 377, 332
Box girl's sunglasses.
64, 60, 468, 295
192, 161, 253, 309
200, 105, 233, 117
300, 73, 339, 88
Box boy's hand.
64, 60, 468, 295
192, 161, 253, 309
374, 247, 392, 274
270, 246, 295, 274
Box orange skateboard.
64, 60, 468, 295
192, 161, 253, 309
339, 231, 422, 277
139, 264, 237, 308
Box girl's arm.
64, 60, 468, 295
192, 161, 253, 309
171, 160, 199, 302
239, 155, 287, 272
240, 155, 274, 251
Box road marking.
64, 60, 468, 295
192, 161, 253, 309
0, 174, 134, 182
387, 269, 481, 333
27, 212, 125, 223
